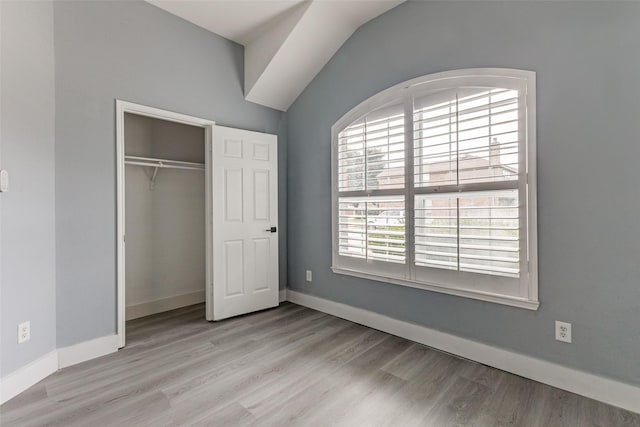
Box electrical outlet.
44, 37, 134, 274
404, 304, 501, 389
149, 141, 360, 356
306, 270, 312, 282
555, 321, 572, 343
18, 321, 30, 344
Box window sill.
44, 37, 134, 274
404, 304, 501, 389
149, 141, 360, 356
331, 266, 540, 311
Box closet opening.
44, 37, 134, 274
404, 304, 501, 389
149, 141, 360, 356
117, 101, 280, 349
116, 101, 214, 348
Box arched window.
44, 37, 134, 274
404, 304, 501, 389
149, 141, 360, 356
331, 68, 538, 309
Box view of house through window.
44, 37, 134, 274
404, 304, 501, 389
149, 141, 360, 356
333, 69, 537, 308
413, 88, 520, 278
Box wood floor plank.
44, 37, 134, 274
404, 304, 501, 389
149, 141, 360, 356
163, 317, 350, 420
244, 335, 413, 427
380, 342, 439, 380
374, 350, 467, 426
471, 370, 547, 427
190, 402, 256, 427
533, 387, 583, 427
305, 370, 407, 427
33, 313, 337, 426
1, 302, 638, 427
45, 303, 308, 398
575, 395, 640, 427
422, 376, 494, 426
238, 324, 384, 417
298, 336, 413, 425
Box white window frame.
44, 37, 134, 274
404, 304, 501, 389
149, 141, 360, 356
331, 68, 538, 310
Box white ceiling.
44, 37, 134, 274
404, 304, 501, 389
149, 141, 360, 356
146, 0, 404, 110
147, 0, 307, 46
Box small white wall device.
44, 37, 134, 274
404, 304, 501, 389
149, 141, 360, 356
0, 170, 8, 192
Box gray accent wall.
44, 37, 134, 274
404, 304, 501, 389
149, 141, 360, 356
286, 1, 640, 386
53, 0, 285, 347
0, 1, 57, 376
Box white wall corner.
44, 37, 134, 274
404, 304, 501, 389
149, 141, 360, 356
244, 0, 404, 111
0, 351, 58, 405
245, 2, 353, 111
244, 1, 311, 99
57, 335, 119, 369
286, 290, 640, 415
279, 288, 288, 303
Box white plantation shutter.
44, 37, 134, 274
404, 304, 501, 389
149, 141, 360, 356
415, 190, 519, 278
414, 88, 519, 188
458, 190, 519, 277
337, 104, 406, 267
414, 194, 458, 270
332, 69, 537, 308
338, 104, 405, 192
413, 87, 522, 278
337, 196, 405, 264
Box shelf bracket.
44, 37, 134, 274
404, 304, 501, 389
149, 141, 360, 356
125, 156, 204, 190
149, 163, 161, 190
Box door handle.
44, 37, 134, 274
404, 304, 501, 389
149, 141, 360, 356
265, 226, 277, 233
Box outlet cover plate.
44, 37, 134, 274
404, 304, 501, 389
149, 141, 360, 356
555, 321, 572, 343
18, 321, 30, 344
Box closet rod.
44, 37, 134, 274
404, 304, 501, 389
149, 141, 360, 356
124, 155, 204, 190
124, 160, 204, 171
124, 155, 205, 171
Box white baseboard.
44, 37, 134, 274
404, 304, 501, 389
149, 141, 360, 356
279, 289, 287, 303
1, 335, 119, 404
57, 335, 119, 369
0, 350, 58, 405
126, 290, 205, 321
287, 290, 640, 414
0, 288, 274, 404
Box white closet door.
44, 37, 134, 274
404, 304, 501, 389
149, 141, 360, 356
210, 125, 279, 320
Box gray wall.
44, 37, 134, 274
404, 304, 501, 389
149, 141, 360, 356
0, 1, 57, 376
287, 1, 640, 386
54, 0, 286, 347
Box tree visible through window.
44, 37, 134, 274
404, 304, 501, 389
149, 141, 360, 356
338, 105, 405, 263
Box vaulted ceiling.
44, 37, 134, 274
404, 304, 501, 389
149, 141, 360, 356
146, 0, 404, 111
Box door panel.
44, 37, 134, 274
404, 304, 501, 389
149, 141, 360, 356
253, 238, 271, 292
211, 126, 278, 320
253, 170, 270, 220
224, 240, 244, 297
252, 142, 270, 160
224, 168, 243, 221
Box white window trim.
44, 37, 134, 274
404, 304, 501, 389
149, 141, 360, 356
331, 68, 538, 310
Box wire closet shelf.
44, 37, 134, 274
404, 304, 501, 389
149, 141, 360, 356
124, 155, 205, 189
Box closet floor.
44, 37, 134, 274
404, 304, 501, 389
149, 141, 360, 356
1, 302, 639, 426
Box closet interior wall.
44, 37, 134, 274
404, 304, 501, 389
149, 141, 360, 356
124, 113, 205, 320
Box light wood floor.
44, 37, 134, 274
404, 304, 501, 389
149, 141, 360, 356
1, 302, 638, 426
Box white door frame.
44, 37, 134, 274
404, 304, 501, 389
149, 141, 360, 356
115, 100, 215, 349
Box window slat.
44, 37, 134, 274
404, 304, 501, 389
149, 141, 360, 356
338, 196, 406, 263
414, 189, 520, 278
